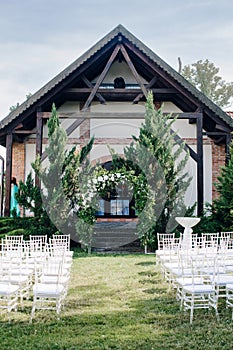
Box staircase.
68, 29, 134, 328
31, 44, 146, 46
92, 221, 143, 253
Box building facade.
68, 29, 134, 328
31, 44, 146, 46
0, 24, 232, 220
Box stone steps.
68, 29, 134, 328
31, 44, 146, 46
92, 221, 143, 253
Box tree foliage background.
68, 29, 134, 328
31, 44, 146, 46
180, 59, 233, 108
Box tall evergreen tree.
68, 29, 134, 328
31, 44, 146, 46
32, 103, 70, 233
115, 91, 192, 246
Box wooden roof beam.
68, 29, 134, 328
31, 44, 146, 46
13, 128, 36, 134
63, 44, 122, 139
133, 76, 158, 104
81, 75, 106, 104
124, 40, 201, 109
41, 111, 201, 120
65, 87, 177, 95
120, 44, 148, 99
81, 44, 121, 112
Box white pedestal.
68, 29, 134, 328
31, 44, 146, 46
175, 217, 200, 249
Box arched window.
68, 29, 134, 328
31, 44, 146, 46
113, 77, 125, 89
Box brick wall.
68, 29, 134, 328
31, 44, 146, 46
12, 142, 25, 183
212, 141, 226, 200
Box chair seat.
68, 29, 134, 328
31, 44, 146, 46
33, 283, 65, 297
42, 267, 69, 276
0, 283, 19, 295
40, 275, 69, 285
226, 283, 233, 291
176, 276, 203, 286
11, 268, 34, 276
211, 275, 233, 286
183, 284, 215, 294
169, 267, 193, 277
2, 275, 28, 284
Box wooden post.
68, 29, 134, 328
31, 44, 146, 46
196, 114, 204, 217
4, 133, 13, 216
35, 111, 43, 187
0, 156, 4, 217
226, 133, 232, 163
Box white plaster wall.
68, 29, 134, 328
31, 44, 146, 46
43, 102, 81, 138
91, 101, 145, 113
163, 102, 196, 138
91, 145, 125, 163
90, 101, 197, 138
90, 119, 143, 138
90, 102, 145, 138
162, 102, 182, 113
58, 102, 80, 112
94, 61, 148, 85
25, 142, 77, 180
172, 120, 196, 138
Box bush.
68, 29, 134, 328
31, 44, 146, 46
0, 216, 57, 240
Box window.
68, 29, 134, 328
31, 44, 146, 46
96, 162, 136, 218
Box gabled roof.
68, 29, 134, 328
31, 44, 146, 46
1, 24, 233, 130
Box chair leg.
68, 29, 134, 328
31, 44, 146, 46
190, 296, 194, 325
30, 297, 36, 324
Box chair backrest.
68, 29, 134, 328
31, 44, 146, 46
51, 234, 70, 251
5, 235, 23, 243
29, 235, 47, 245
201, 233, 219, 249
201, 232, 219, 241
157, 233, 175, 251
220, 231, 233, 238
220, 232, 233, 247
2, 235, 23, 253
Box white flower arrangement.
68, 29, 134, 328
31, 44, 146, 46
74, 169, 138, 214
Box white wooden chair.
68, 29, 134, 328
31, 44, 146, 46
0, 264, 20, 319
51, 234, 70, 251
180, 255, 219, 324
30, 261, 67, 322
226, 284, 233, 319
29, 235, 47, 247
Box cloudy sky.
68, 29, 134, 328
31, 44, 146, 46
1, 0, 233, 119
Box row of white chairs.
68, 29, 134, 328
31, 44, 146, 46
1, 233, 70, 251
0, 234, 73, 321
156, 232, 233, 324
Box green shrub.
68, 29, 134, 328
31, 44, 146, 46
0, 216, 56, 240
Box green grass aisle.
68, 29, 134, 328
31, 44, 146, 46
0, 253, 232, 350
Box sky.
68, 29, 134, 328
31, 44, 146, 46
1, 0, 233, 120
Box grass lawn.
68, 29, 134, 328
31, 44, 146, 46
0, 251, 233, 350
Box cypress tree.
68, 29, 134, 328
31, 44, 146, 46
32, 103, 70, 232
120, 91, 192, 247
